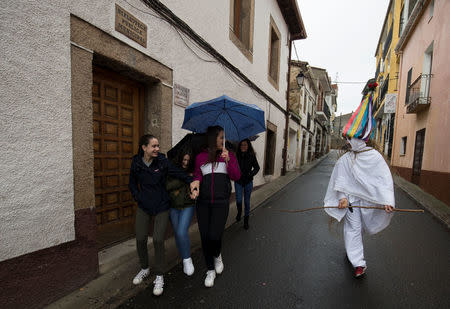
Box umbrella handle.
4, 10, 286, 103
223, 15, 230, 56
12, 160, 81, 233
223, 129, 226, 150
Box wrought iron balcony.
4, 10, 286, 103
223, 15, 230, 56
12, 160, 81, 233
406, 74, 432, 114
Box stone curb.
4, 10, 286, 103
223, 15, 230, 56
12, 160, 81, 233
393, 174, 450, 229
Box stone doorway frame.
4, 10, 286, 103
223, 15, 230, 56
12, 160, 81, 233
70, 15, 173, 247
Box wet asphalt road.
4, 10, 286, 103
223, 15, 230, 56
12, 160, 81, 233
118, 152, 450, 309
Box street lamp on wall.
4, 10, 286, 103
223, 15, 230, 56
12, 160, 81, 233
296, 72, 305, 88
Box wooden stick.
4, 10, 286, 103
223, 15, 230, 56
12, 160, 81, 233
276, 206, 424, 213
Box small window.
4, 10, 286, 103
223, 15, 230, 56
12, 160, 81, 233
421, 42, 433, 98
303, 91, 307, 113
229, 0, 254, 61
399, 4, 405, 37
400, 136, 407, 155
429, 0, 434, 19
268, 16, 281, 89
233, 0, 251, 49
405, 68, 413, 105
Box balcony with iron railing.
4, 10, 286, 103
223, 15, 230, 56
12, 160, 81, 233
406, 74, 432, 113
316, 99, 329, 123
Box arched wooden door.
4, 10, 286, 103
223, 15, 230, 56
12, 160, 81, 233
92, 67, 142, 248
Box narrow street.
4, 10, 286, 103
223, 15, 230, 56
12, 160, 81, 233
119, 152, 450, 309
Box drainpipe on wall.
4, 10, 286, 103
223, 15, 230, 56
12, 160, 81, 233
282, 37, 293, 176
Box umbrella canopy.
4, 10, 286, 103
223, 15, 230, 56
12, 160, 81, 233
167, 133, 207, 162
167, 133, 237, 163
182, 95, 266, 142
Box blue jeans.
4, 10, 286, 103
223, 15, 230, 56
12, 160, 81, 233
235, 181, 253, 217
170, 206, 195, 259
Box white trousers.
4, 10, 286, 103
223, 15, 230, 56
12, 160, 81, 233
344, 207, 366, 268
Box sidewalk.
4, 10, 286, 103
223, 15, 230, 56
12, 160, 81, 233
46, 155, 329, 309
393, 174, 450, 229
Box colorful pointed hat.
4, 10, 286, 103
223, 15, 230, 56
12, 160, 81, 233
342, 83, 377, 141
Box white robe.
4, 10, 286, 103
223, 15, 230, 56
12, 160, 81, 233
324, 139, 395, 235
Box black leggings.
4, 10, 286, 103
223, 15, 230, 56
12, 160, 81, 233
196, 200, 229, 270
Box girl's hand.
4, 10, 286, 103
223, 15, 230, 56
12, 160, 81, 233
221, 149, 230, 163
384, 205, 394, 213
338, 198, 348, 209
190, 180, 200, 199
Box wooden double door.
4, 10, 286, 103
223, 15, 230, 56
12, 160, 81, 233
92, 67, 142, 248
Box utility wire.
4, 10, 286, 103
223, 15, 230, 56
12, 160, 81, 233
125, 0, 277, 104
125, 2, 397, 102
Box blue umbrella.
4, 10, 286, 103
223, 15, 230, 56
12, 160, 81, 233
182, 95, 266, 142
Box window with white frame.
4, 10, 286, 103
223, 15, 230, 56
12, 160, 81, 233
421, 42, 433, 99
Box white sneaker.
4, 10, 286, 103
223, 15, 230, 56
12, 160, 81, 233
132, 268, 150, 285
183, 257, 195, 276
153, 275, 164, 296
214, 254, 224, 274
204, 270, 216, 287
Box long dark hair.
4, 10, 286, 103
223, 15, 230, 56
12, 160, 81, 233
206, 126, 223, 164
173, 148, 194, 173
137, 134, 156, 157
237, 139, 255, 159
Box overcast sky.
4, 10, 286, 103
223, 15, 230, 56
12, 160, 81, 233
294, 0, 390, 115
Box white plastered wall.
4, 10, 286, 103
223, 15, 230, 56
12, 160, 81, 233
71, 0, 290, 185
0, 0, 292, 261
0, 0, 74, 261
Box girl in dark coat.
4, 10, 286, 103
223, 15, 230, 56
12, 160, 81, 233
193, 126, 241, 287
128, 134, 198, 296
235, 139, 260, 229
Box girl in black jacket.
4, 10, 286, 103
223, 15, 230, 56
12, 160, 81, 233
128, 134, 198, 296
235, 139, 260, 229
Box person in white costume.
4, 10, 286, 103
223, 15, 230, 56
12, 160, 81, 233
324, 138, 395, 277
324, 82, 394, 277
